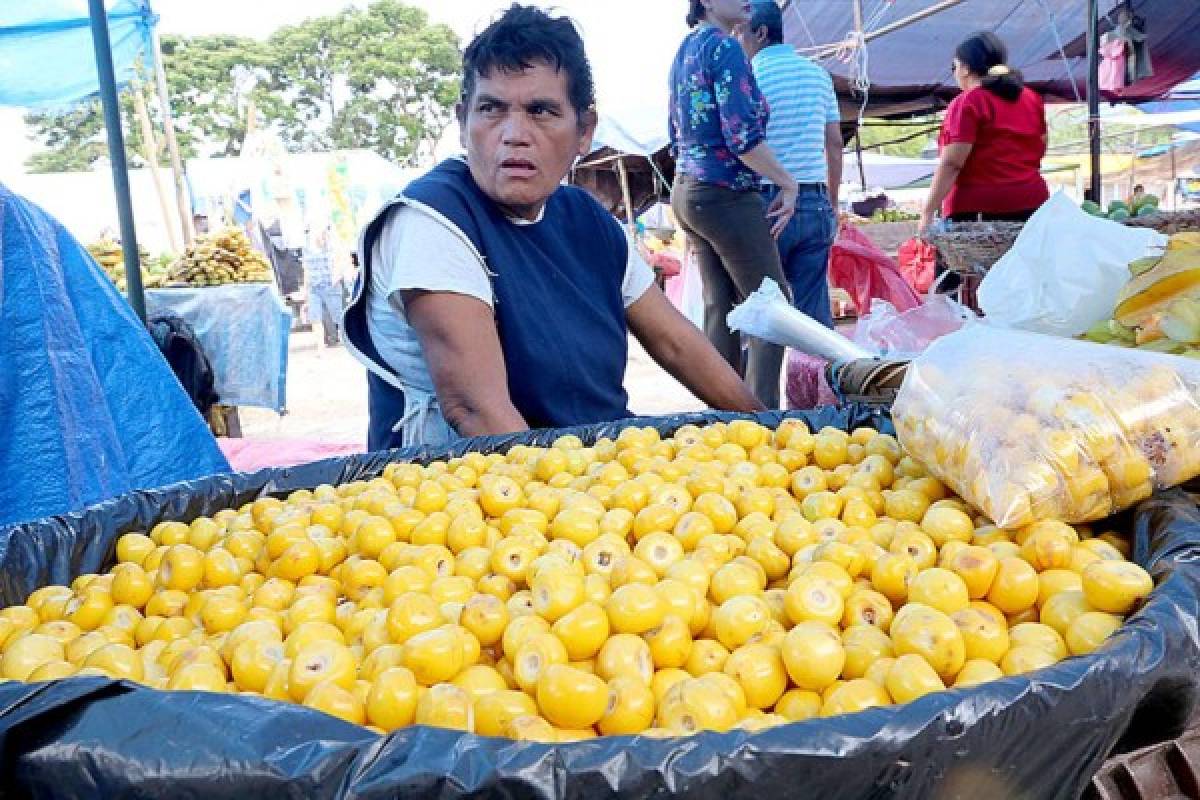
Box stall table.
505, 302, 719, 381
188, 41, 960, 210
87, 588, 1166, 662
145, 283, 291, 427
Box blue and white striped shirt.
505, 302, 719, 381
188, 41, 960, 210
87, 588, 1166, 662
751, 44, 840, 185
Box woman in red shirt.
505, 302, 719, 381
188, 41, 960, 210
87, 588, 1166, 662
920, 32, 1050, 231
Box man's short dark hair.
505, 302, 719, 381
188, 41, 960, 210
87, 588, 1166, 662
749, 2, 785, 46
461, 4, 596, 119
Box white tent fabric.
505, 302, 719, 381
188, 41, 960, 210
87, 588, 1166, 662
841, 152, 938, 190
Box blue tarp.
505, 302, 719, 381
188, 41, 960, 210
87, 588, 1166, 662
0, 183, 229, 527
145, 285, 292, 411
0, 0, 157, 109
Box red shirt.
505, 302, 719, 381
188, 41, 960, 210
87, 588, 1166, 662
939, 86, 1050, 217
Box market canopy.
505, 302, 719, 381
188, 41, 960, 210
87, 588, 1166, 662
0, 0, 156, 109
783, 0, 1200, 118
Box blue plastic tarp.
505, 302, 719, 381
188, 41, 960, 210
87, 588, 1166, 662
0, 183, 229, 528
0, 0, 157, 109
145, 285, 291, 411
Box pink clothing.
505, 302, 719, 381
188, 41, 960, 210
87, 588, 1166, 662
1100, 38, 1127, 92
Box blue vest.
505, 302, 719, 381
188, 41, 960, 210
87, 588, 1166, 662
346, 159, 632, 451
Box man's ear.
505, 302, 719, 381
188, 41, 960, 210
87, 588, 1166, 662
455, 101, 468, 149
577, 107, 599, 157
755, 24, 769, 46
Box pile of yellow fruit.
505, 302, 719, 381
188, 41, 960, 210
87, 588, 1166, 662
0, 421, 1155, 741
168, 227, 274, 287
894, 326, 1200, 528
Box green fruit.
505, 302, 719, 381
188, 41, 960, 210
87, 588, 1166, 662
1136, 205, 1158, 218
1106, 320, 1137, 343
1083, 320, 1115, 344
1082, 200, 1102, 215
1129, 256, 1161, 277
1137, 338, 1186, 354
1109, 208, 1131, 221
1159, 298, 1200, 344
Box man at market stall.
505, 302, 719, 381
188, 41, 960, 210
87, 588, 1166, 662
344, 4, 764, 450
738, 1, 843, 329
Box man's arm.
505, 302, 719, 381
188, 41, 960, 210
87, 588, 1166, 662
401, 290, 529, 437
626, 284, 765, 413
824, 122, 844, 212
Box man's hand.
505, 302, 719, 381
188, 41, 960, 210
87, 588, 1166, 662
626, 284, 765, 413
402, 290, 529, 437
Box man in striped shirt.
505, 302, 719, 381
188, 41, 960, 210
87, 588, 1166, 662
739, 2, 843, 328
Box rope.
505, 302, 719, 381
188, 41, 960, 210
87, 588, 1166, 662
1035, 0, 1083, 103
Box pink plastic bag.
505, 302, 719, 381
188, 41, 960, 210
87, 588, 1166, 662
852, 295, 974, 357
897, 237, 937, 293
785, 351, 840, 410
829, 225, 921, 315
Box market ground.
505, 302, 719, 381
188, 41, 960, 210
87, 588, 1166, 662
239, 330, 706, 446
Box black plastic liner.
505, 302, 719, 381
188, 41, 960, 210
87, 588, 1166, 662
2, 406, 1199, 800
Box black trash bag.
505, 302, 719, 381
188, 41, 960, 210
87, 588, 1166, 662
2, 407, 1198, 800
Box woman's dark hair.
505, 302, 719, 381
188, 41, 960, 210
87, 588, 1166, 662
687, 0, 705, 27
955, 31, 1025, 102
462, 4, 596, 119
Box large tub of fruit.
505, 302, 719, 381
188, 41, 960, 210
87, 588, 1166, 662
1, 407, 1198, 799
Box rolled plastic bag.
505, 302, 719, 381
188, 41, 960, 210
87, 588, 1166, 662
892, 324, 1200, 528
728, 278, 876, 362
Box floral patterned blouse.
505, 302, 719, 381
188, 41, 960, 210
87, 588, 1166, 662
668, 24, 770, 191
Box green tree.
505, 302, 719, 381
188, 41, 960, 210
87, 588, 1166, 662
23, 0, 461, 172
853, 117, 939, 158
263, 0, 460, 165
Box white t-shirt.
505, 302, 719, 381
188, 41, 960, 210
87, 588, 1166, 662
366, 202, 656, 393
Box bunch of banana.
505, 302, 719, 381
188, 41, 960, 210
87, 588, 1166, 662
87, 239, 166, 292
168, 228, 274, 287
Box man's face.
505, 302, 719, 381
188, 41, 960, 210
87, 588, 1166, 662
734, 22, 768, 58
458, 62, 596, 221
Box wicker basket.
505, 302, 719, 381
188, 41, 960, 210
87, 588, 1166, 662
1120, 208, 1200, 235
928, 220, 1026, 276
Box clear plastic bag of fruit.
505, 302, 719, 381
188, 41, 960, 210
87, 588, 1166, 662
892, 324, 1200, 528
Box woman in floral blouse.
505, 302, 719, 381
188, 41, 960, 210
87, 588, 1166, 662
669, 0, 799, 408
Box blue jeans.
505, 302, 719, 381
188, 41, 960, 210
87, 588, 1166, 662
764, 185, 836, 329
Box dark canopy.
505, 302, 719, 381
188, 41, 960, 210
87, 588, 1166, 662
783, 0, 1200, 118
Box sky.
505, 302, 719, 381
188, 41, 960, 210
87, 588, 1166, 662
0, 0, 688, 176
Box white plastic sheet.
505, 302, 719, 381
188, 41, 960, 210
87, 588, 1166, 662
977, 192, 1167, 336
727, 279, 876, 362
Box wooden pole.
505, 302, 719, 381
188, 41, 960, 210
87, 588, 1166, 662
800, 0, 966, 59
151, 27, 194, 245
132, 83, 180, 253
616, 156, 637, 237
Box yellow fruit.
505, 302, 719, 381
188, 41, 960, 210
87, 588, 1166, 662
84, 642, 143, 681
784, 576, 844, 628
907, 568, 969, 616
870, 553, 917, 606
724, 643, 787, 709
530, 570, 585, 622
304, 680, 365, 725
781, 621, 845, 691
2, 633, 65, 680
951, 608, 1010, 664
475, 688, 539, 737
288, 641, 357, 701
513, 632, 568, 692
596, 633, 654, 684
117, 533, 157, 566
711, 596, 771, 651
987, 558, 1040, 615
886, 653, 945, 704
953, 659, 1005, 687
820, 679, 889, 717
946, 546, 999, 600
1000, 645, 1058, 676
1081, 561, 1154, 614
231, 639, 286, 693
386, 592, 441, 644
775, 688, 822, 721
597, 675, 656, 735
841, 624, 894, 679
644, 614, 693, 668
890, 603, 965, 680
841, 588, 893, 630
537, 664, 608, 728
1040, 590, 1094, 637
404, 625, 466, 685
657, 677, 738, 733
551, 601, 610, 661
606, 583, 666, 634
920, 507, 973, 547
167, 662, 228, 692
460, 594, 509, 647
1066, 611, 1124, 656
110, 564, 154, 608
1008, 623, 1068, 660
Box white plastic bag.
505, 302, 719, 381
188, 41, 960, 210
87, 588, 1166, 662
727, 279, 876, 362
892, 324, 1200, 528
977, 192, 1167, 336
